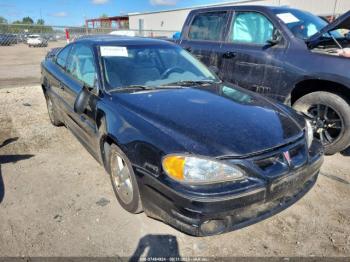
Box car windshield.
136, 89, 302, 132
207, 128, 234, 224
273, 9, 343, 40
100, 45, 219, 90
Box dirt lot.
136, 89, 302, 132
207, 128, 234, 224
0, 44, 349, 258
0, 85, 349, 258
0, 42, 65, 88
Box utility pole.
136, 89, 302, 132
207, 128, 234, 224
332, 0, 339, 21
40, 8, 43, 34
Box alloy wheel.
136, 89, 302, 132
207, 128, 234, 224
305, 104, 343, 145
111, 153, 134, 205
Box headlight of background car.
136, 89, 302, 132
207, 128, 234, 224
305, 120, 314, 148
162, 155, 245, 184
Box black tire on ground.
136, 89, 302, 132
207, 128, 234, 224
109, 144, 143, 214
45, 95, 63, 126
293, 91, 350, 155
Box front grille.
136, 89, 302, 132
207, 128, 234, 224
252, 139, 308, 178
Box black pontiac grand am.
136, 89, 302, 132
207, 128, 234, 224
41, 36, 323, 236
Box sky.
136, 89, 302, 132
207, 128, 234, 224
0, 0, 238, 26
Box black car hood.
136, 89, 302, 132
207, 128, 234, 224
307, 10, 350, 47
113, 84, 304, 157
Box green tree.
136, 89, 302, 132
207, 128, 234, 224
37, 19, 45, 25
100, 13, 111, 28
0, 16, 7, 24
22, 16, 34, 24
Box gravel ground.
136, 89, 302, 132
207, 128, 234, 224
0, 42, 65, 88
0, 85, 349, 258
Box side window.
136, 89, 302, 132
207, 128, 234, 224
67, 44, 96, 87
188, 12, 228, 41
230, 12, 274, 44
56, 45, 72, 68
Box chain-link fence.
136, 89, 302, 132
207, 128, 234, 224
0, 23, 178, 47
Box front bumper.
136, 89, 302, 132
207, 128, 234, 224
28, 41, 46, 46
135, 140, 324, 236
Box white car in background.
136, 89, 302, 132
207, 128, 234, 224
27, 34, 48, 47
109, 30, 136, 37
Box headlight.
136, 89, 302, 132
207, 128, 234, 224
305, 120, 314, 148
162, 155, 245, 184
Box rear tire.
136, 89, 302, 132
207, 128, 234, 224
109, 144, 143, 214
293, 91, 350, 155
45, 95, 63, 126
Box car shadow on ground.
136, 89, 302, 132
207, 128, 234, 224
0, 166, 3, 203
340, 146, 350, 157
0, 137, 34, 204
130, 234, 180, 261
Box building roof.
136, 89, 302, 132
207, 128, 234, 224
85, 15, 129, 23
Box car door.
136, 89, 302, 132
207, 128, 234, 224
61, 43, 100, 156
180, 10, 230, 72
48, 44, 73, 112
220, 11, 287, 98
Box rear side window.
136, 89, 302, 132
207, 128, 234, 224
66, 44, 96, 87
230, 12, 274, 44
56, 45, 72, 68
188, 11, 228, 41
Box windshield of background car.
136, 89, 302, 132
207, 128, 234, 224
100, 45, 219, 90
273, 9, 343, 40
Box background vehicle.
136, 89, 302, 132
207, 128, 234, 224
110, 30, 136, 37
41, 36, 323, 236
0, 33, 17, 45
27, 34, 48, 47
176, 6, 350, 155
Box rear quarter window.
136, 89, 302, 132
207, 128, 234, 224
56, 45, 72, 69
188, 11, 228, 41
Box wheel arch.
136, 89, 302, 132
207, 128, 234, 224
41, 76, 49, 95
96, 109, 122, 173
290, 79, 350, 105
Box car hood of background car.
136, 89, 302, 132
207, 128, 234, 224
112, 84, 304, 157
307, 10, 350, 46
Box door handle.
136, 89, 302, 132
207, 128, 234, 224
185, 47, 192, 53
59, 83, 65, 90
223, 51, 236, 59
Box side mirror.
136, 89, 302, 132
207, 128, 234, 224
266, 39, 279, 46
266, 29, 282, 46
74, 86, 91, 114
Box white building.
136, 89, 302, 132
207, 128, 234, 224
128, 0, 350, 34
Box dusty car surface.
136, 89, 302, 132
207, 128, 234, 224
41, 36, 323, 236
177, 6, 350, 155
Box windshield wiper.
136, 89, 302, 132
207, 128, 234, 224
108, 85, 155, 92
162, 80, 221, 87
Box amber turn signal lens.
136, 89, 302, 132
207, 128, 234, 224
162, 156, 185, 181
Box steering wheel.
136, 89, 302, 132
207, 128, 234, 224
161, 67, 185, 79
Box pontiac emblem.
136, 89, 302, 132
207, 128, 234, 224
283, 151, 292, 166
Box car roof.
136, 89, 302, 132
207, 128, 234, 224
189, 5, 301, 14
74, 35, 175, 47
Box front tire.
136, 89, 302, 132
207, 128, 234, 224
109, 144, 143, 213
293, 91, 350, 155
